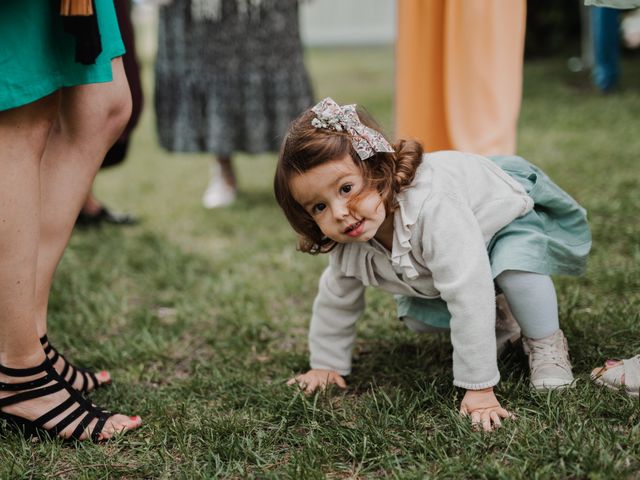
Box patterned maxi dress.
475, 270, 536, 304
155, 0, 315, 155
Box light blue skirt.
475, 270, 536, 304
396, 155, 592, 329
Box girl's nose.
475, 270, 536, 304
332, 201, 349, 220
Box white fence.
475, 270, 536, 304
300, 0, 396, 46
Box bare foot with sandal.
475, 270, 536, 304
591, 355, 640, 398
0, 353, 140, 442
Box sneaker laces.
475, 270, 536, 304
526, 334, 572, 374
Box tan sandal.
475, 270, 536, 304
590, 355, 640, 398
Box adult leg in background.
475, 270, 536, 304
202, 154, 237, 209
78, 0, 143, 227
591, 6, 620, 92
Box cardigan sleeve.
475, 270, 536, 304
308, 261, 366, 376
419, 192, 500, 389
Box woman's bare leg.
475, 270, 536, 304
0, 95, 57, 368
0, 62, 141, 440
34, 58, 131, 393
35, 58, 130, 334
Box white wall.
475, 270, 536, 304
299, 0, 396, 46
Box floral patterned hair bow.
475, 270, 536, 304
310, 97, 394, 160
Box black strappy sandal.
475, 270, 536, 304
0, 358, 114, 442
40, 335, 108, 394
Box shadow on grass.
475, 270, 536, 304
344, 336, 530, 396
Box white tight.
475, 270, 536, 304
495, 270, 559, 340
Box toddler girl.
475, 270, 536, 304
274, 98, 592, 431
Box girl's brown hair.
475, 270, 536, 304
274, 106, 423, 254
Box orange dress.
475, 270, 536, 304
395, 0, 526, 155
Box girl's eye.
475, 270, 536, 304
341, 184, 352, 194
312, 203, 326, 214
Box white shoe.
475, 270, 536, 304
495, 293, 521, 356
522, 329, 574, 391
202, 164, 236, 209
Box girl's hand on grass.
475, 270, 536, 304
459, 387, 514, 432
287, 369, 347, 395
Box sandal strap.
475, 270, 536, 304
42, 338, 99, 393
59, 358, 70, 380
0, 358, 49, 377
51, 404, 91, 435
48, 391, 100, 437
0, 381, 64, 409
64, 364, 79, 389
86, 369, 98, 386
42, 341, 60, 363
91, 410, 112, 442
33, 395, 77, 427
48, 348, 60, 365
38, 381, 113, 440
54, 348, 94, 394
70, 407, 99, 440
0, 370, 55, 392
84, 371, 98, 393
79, 370, 88, 393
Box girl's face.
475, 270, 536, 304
289, 154, 390, 245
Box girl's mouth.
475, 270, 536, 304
345, 220, 365, 237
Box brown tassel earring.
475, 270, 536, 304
60, 0, 94, 16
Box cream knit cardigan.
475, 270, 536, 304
308, 151, 534, 389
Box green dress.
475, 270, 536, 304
0, 0, 125, 111
396, 155, 592, 329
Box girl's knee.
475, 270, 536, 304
496, 270, 553, 294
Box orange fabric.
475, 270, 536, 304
396, 0, 450, 151
395, 0, 526, 155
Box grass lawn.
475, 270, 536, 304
1, 44, 639, 479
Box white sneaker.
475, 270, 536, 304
522, 329, 574, 391
495, 293, 521, 356
202, 164, 236, 209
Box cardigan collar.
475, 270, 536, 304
388, 160, 431, 280
389, 192, 420, 280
